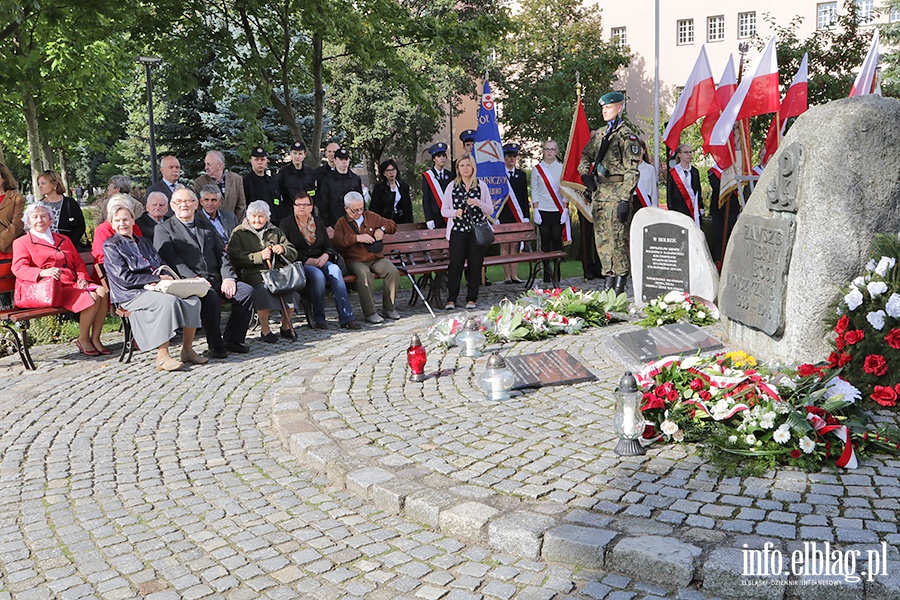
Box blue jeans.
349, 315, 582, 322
303, 261, 356, 325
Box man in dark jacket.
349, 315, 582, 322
277, 141, 317, 210
243, 147, 284, 223
317, 147, 363, 228
154, 188, 255, 358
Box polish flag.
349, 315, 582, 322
701, 56, 738, 170
849, 29, 880, 97
710, 36, 780, 147
663, 46, 717, 151
764, 53, 808, 165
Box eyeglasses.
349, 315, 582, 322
383, 168, 397, 173
346, 206, 364, 214
172, 199, 197, 206
294, 202, 312, 207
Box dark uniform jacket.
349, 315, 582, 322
369, 180, 413, 224
318, 170, 363, 227
666, 165, 702, 219
421, 167, 454, 227
277, 163, 317, 208
498, 168, 529, 224
243, 171, 284, 223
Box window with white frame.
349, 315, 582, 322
707, 15, 725, 41
677, 19, 694, 45
892, 6, 900, 21
857, 0, 874, 22
611, 27, 627, 50
738, 12, 756, 38
817, 2, 837, 28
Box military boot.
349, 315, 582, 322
604, 276, 615, 291
614, 276, 627, 295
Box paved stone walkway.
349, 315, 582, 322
2, 276, 900, 599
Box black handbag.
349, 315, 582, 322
262, 253, 307, 294
473, 221, 495, 247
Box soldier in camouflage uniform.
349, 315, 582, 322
578, 91, 641, 295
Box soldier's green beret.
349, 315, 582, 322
599, 91, 625, 106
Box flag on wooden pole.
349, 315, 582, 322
710, 36, 780, 147
849, 29, 880, 97
764, 53, 808, 165
663, 46, 717, 151
560, 96, 593, 223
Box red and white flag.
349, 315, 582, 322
663, 46, 717, 151
764, 53, 808, 165
849, 29, 880, 97
560, 96, 593, 222
710, 36, 780, 147
701, 55, 738, 170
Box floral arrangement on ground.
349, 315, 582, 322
636, 290, 718, 328
828, 233, 900, 408
486, 287, 629, 342
636, 351, 900, 476
426, 287, 629, 345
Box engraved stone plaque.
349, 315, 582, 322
504, 349, 596, 390
613, 323, 724, 365
720, 215, 795, 336
641, 223, 690, 303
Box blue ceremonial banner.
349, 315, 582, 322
473, 80, 509, 220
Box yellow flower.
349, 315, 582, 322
724, 351, 757, 368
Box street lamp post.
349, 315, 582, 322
137, 56, 162, 185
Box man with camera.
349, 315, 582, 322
578, 91, 642, 295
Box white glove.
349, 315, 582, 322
522, 217, 530, 223
533, 210, 542, 225
426, 220, 435, 230
560, 209, 569, 225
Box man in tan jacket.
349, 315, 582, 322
193, 150, 247, 221
331, 192, 400, 324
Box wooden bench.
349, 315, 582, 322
482, 222, 568, 289
0, 250, 93, 369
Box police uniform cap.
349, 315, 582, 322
502, 143, 520, 155
290, 141, 307, 152
459, 129, 476, 142
599, 91, 626, 106
334, 147, 350, 160
429, 142, 448, 156
250, 147, 268, 158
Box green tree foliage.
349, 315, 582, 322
495, 0, 629, 152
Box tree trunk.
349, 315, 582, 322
58, 148, 69, 195
23, 85, 44, 195
311, 31, 324, 166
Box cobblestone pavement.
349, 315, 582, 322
2, 276, 900, 599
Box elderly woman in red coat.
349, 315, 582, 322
12, 202, 110, 356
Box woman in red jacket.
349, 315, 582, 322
12, 202, 110, 356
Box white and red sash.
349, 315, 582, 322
504, 179, 528, 223
534, 163, 571, 243
635, 186, 651, 209
423, 170, 444, 204
669, 167, 699, 225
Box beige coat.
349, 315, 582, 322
0, 189, 25, 253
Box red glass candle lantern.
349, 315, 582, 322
407, 334, 427, 381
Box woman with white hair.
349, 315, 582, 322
12, 202, 109, 355
102, 199, 207, 371
227, 200, 299, 342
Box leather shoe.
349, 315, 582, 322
341, 321, 361, 330
383, 310, 401, 320
314, 322, 328, 330
206, 347, 228, 359
180, 350, 209, 365
261, 332, 278, 343
365, 313, 384, 324
280, 327, 296, 339
224, 342, 251, 354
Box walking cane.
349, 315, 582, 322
391, 250, 436, 318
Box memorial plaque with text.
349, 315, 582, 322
642, 223, 690, 303
503, 349, 596, 390
720, 215, 795, 336
613, 323, 724, 365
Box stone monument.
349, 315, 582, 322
629, 207, 719, 308
719, 95, 900, 363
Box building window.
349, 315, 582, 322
707, 15, 725, 41
611, 27, 627, 50
892, 6, 900, 21
857, 0, 874, 22
817, 2, 837, 28
677, 19, 694, 45
738, 12, 756, 38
